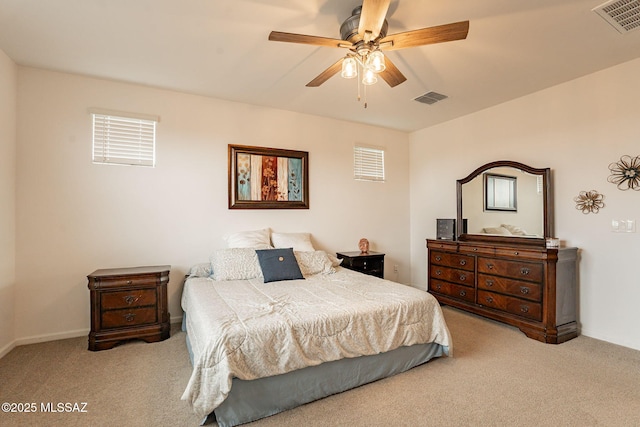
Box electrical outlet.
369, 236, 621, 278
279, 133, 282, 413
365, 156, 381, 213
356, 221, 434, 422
393, 265, 399, 273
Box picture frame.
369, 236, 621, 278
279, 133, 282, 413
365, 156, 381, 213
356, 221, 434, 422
484, 173, 517, 211
228, 144, 309, 209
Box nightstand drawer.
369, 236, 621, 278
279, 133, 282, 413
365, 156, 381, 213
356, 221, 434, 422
101, 289, 157, 310
101, 307, 158, 329
97, 275, 159, 288
336, 251, 385, 279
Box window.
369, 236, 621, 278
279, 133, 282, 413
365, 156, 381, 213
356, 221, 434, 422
354, 145, 385, 182
90, 109, 158, 167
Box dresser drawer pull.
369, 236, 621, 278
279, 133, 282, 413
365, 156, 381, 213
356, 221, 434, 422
486, 280, 494, 287
435, 256, 442, 262
435, 269, 442, 276
459, 259, 467, 266
514, 251, 519, 255
459, 274, 467, 281
520, 305, 530, 313
459, 290, 466, 297
124, 313, 136, 322
520, 267, 530, 276
126, 280, 133, 285
520, 287, 530, 295
485, 296, 494, 303
486, 263, 494, 270
124, 295, 140, 305
435, 284, 442, 290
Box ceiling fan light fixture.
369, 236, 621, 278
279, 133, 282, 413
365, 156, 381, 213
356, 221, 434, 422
366, 50, 386, 73
341, 57, 358, 79
362, 67, 378, 85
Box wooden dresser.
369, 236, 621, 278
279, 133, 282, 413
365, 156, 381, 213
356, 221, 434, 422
87, 265, 171, 351
427, 239, 578, 344
336, 251, 385, 278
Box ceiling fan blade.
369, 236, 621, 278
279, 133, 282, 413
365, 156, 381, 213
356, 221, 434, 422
379, 21, 469, 51
358, 0, 391, 41
379, 56, 406, 88
306, 57, 345, 87
269, 31, 352, 48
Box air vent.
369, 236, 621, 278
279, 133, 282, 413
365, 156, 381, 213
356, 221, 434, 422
593, 0, 640, 34
414, 91, 448, 105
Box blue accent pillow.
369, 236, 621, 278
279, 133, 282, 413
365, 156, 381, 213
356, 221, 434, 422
255, 248, 304, 283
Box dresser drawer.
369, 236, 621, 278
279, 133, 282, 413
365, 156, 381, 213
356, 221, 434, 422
430, 280, 476, 303
430, 264, 474, 286
96, 274, 160, 288
101, 289, 157, 310
101, 307, 158, 329
477, 257, 543, 283
477, 290, 542, 321
478, 274, 542, 302
430, 251, 474, 271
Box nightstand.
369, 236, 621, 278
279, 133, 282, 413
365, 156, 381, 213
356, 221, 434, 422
336, 251, 385, 278
87, 265, 171, 351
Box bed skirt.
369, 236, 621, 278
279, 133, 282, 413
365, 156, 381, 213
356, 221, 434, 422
183, 320, 447, 427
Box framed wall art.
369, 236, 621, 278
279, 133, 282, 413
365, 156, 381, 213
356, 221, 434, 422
228, 144, 309, 209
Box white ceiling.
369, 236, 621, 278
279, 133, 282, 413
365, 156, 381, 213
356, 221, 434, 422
1, 0, 639, 132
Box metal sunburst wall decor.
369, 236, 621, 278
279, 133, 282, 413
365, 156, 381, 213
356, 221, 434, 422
574, 190, 605, 214
608, 155, 640, 191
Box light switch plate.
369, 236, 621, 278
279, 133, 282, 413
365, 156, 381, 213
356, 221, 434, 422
612, 219, 636, 233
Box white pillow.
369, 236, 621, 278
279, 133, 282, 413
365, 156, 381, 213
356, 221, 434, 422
210, 248, 262, 281
501, 224, 528, 236
482, 226, 512, 235
271, 232, 315, 252
224, 228, 272, 249
188, 262, 212, 278
294, 251, 335, 276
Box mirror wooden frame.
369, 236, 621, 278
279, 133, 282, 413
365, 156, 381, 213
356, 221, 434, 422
456, 160, 553, 246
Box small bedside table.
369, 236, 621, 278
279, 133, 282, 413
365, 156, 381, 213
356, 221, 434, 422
336, 251, 385, 278
87, 265, 171, 351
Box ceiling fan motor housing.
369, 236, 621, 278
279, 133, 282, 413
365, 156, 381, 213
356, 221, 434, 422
340, 6, 388, 42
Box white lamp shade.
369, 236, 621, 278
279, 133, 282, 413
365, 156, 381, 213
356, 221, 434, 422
341, 57, 358, 79
362, 67, 377, 85
366, 51, 386, 73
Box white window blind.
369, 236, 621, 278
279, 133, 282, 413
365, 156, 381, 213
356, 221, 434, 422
91, 111, 157, 167
354, 145, 385, 182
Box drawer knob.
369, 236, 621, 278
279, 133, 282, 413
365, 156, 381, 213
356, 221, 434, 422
514, 251, 519, 255
485, 296, 494, 303
459, 259, 467, 266
435, 256, 442, 262
435, 269, 442, 276
486, 280, 494, 287
124, 295, 140, 305
126, 280, 133, 285
459, 290, 466, 297
520, 267, 530, 276
459, 274, 467, 281
520, 305, 530, 313
520, 287, 530, 295
124, 313, 136, 322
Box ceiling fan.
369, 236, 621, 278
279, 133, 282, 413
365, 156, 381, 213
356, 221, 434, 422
268, 0, 469, 89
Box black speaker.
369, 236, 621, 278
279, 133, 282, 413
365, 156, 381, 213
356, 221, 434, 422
436, 219, 467, 240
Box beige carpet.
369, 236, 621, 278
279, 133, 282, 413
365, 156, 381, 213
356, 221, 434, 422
1, 307, 639, 427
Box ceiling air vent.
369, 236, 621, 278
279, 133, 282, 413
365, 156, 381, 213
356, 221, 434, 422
414, 91, 448, 105
593, 0, 640, 34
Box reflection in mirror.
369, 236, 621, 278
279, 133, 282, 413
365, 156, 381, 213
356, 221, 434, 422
457, 160, 552, 245
463, 167, 543, 237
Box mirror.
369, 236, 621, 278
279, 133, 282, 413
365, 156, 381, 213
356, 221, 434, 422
457, 161, 553, 246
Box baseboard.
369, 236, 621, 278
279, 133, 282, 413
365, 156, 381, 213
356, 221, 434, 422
0, 340, 16, 359
15, 328, 89, 347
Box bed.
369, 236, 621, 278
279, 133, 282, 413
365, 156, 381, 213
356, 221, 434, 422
180, 239, 452, 426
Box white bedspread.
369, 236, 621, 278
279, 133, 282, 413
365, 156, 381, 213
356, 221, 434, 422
181, 267, 452, 419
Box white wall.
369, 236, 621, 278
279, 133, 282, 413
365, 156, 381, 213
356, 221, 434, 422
0, 49, 17, 357
14, 67, 410, 343
410, 58, 640, 351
